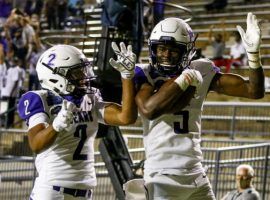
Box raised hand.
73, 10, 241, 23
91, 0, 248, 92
236, 12, 262, 68
52, 100, 75, 132
109, 42, 136, 79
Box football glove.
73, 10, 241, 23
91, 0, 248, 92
236, 12, 262, 69
52, 100, 76, 133
109, 42, 136, 79
174, 69, 203, 91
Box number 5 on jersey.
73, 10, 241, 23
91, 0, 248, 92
174, 111, 189, 134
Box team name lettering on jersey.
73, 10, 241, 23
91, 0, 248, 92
73, 111, 93, 123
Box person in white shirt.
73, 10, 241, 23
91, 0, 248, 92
221, 164, 260, 200
1, 57, 24, 128
230, 31, 248, 68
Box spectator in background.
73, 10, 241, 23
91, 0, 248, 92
30, 13, 41, 37
18, 15, 36, 62
0, 26, 8, 55
44, 0, 57, 30
0, 0, 12, 24
100, 0, 144, 58
208, 21, 230, 72
205, 0, 228, 13
57, 0, 68, 29
1, 57, 25, 128
98, 0, 144, 103
230, 31, 247, 69
68, 0, 85, 17
0, 44, 7, 98
151, 0, 166, 26
11, 26, 28, 65
221, 164, 260, 200
5, 12, 37, 68
4, 8, 24, 44
143, 0, 166, 36
4, 9, 26, 61
0, 44, 6, 126
24, 0, 44, 18
28, 41, 44, 91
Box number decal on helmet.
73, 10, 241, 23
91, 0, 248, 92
47, 54, 56, 66
36, 45, 95, 95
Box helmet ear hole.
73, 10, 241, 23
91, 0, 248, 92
49, 79, 58, 83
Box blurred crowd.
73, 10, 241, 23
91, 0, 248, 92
0, 0, 86, 128
207, 22, 247, 73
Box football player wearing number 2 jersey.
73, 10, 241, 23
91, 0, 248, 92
18, 43, 137, 200
131, 13, 264, 200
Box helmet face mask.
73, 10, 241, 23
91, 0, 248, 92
153, 42, 188, 74
36, 45, 96, 96
149, 18, 197, 76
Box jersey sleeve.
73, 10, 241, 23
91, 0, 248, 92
134, 65, 150, 89
93, 90, 109, 124
190, 58, 220, 75
18, 91, 47, 125
190, 58, 220, 95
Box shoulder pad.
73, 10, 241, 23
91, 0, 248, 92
134, 64, 151, 87
190, 58, 220, 75
46, 91, 63, 106
18, 91, 48, 121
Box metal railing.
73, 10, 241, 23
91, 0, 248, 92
1, 137, 269, 200
202, 143, 270, 200
150, 0, 193, 22
202, 101, 270, 139
119, 101, 270, 140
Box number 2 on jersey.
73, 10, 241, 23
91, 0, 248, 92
174, 111, 189, 134
73, 124, 87, 160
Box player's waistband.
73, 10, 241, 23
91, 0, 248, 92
53, 185, 92, 198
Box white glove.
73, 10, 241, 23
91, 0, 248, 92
236, 12, 262, 69
174, 69, 203, 91
109, 42, 136, 79
52, 100, 75, 133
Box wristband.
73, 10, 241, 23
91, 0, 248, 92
174, 74, 190, 91
121, 71, 134, 79
247, 52, 262, 69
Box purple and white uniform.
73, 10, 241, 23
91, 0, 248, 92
18, 89, 107, 199
135, 58, 219, 174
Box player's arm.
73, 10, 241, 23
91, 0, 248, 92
17, 92, 54, 153
104, 78, 137, 126
210, 13, 264, 99
28, 100, 75, 153
29, 100, 75, 153
103, 42, 137, 126
210, 69, 264, 98
28, 122, 58, 154
136, 78, 188, 120
135, 70, 202, 120
18, 92, 75, 153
